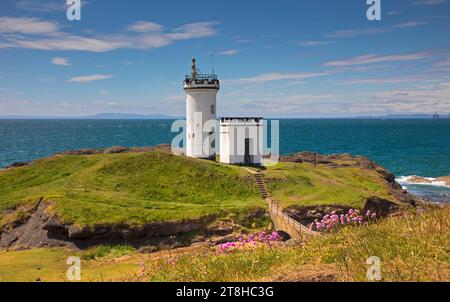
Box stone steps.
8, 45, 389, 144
251, 172, 318, 239
254, 174, 270, 199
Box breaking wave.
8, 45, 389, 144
396, 176, 450, 189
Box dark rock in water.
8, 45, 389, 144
103, 146, 129, 154
5, 162, 29, 169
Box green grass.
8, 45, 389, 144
0, 248, 141, 282
80, 244, 136, 260
0, 152, 263, 226
263, 162, 394, 209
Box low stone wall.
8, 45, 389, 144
266, 198, 318, 240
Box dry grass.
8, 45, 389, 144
0, 200, 448, 282
139, 205, 450, 282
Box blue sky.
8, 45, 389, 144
0, 0, 449, 117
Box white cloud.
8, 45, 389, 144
51, 57, 70, 66
338, 76, 426, 85
434, 59, 450, 66
0, 18, 218, 52
291, 40, 335, 47
126, 21, 163, 32
326, 28, 389, 38
393, 21, 428, 28
136, 35, 172, 49
231, 36, 252, 44
68, 74, 114, 83
225, 71, 337, 85
0, 42, 14, 49
16, 0, 66, 12
218, 81, 450, 117
99, 90, 110, 95
166, 22, 219, 40
0, 17, 58, 34
216, 49, 241, 56
16, 0, 89, 12
15, 35, 128, 52
326, 20, 428, 39
323, 51, 429, 67
414, 0, 447, 5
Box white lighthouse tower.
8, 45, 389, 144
184, 58, 220, 158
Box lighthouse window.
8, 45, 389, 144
211, 105, 216, 114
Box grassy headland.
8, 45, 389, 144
263, 162, 394, 209
0, 152, 262, 226
0, 151, 401, 228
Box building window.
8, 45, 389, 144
211, 104, 216, 114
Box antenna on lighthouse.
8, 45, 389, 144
191, 58, 197, 80
211, 54, 215, 75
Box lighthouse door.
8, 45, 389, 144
244, 138, 252, 165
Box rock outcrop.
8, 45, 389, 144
280, 152, 422, 223
5, 162, 29, 169
0, 201, 264, 251
437, 176, 450, 187
406, 175, 450, 187
56, 144, 173, 157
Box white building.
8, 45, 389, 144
184, 58, 264, 165
219, 117, 264, 165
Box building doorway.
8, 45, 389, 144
245, 138, 252, 165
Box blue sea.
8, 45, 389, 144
0, 119, 449, 202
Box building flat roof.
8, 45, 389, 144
220, 117, 264, 122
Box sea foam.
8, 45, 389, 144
396, 176, 450, 188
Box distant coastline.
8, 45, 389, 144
0, 113, 449, 120
0, 113, 183, 120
